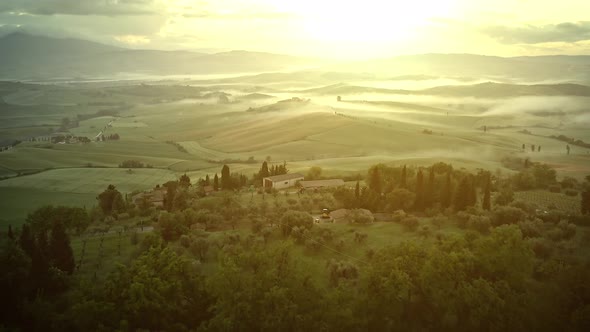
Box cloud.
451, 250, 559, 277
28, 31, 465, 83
481, 21, 590, 44
0, 0, 164, 16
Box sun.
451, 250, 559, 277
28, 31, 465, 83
272, 0, 458, 44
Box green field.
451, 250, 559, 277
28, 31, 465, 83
0, 168, 177, 227
1, 77, 589, 229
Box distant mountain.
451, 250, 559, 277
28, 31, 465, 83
342, 53, 590, 83
302, 82, 590, 98
0, 33, 322, 80
420, 82, 590, 98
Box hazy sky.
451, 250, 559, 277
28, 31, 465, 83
1, 0, 589, 59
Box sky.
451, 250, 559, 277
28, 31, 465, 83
0, 0, 590, 59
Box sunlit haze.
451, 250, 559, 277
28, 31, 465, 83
1, 0, 590, 58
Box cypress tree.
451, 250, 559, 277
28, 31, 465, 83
441, 172, 452, 209
414, 169, 425, 211
221, 165, 231, 190
483, 174, 491, 211
49, 220, 75, 274
368, 166, 382, 194
213, 173, 219, 191
260, 161, 270, 178
582, 189, 590, 215
19, 224, 34, 257
7, 224, 14, 240
205, 174, 210, 186
426, 167, 435, 208
454, 176, 475, 211
400, 165, 407, 188
468, 175, 477, 207
355, 181, 360, 200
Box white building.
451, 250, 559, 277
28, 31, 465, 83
263, 173, 304, 190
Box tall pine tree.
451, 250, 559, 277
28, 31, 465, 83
49, 220, 75, 274
213, 173, 219, 191
221, 165, 231, 190
483, 174, 491, 211
400, 165, 407, 188
441, 172, 452, 209
259, 161, 270, 179
425, 167, 435, 208
413, 169, 425, 211
454, 176, 475, 211
368, 166, 382, 194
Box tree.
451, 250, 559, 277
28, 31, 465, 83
425, 167, 435, 208
582, 188, 590, 214
454, 176, 474, 211
221, 165, 231, 190
355, 181, 360, 203
483, 174, 491, 211
205, 174, 210, 186
400, 165, 407, 188
213, 173, 219, 191
259, 161, 270, 179
179, 173, 191, 188
441, 172, 452, 209
49, 220, 75, 274
368, 165, 382, 194
190, 238, 209, 261
307, 166, 322, 180
172, 189, 189, 211
19, 223, 35, 257
162, 181, 178, 212
413, 169, 425, 211
387, 188, 416, 212
7, 224, 14, 240
279, 211, 313, 237
97, 184, 125, 215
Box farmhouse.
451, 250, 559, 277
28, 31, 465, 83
263, 173, 304, 190
132, 187, 167, 208
300, 179, 345, 190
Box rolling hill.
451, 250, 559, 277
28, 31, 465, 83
0, 33, 322, 80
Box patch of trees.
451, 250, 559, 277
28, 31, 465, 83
335, 162, 485, 214
97, 184, 126, 216
550, 134, 590, 149
511, 162, 557, 190
163, 140, 187, 153
76, 109, 120, 122
1, 214, 76, 328
118, 159, 150, 168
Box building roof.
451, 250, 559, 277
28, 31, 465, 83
264, 173, 304, 182
330, 208, 350, 219
300, 179, 345, 188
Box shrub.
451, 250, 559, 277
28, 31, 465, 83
548, 185, 562, 193
468, 215, 492, 234
431, 214, 447, 229
510, 200, 538, 215
401, 216, 420, 231
568, 214, 590, 227
494, 187, 514, 206
518, 219, 544, 238
327, 260, 359, 286
418, 225, 432, 238
354, 232, 368, 244
492, 206, 527, 226
557, 220, 576, 240
179, 234, 191, 248
564, 189, 578, 197
392, 210, 407, 223
530, 238, 554, 259
305, 238, 321, 252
